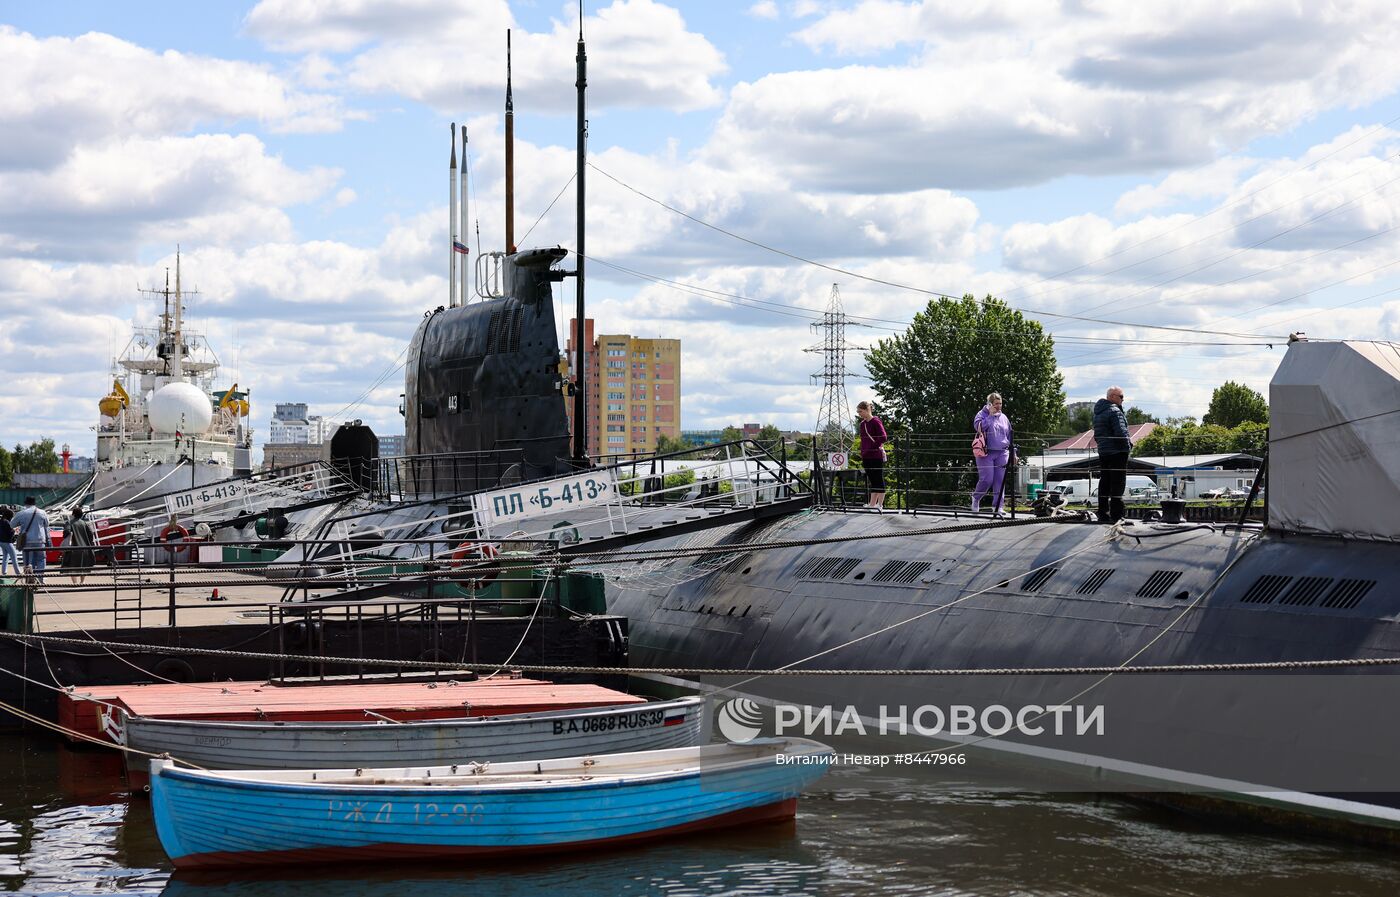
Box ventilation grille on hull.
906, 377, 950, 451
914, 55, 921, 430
1021, 567, 1059, 593
793, 556, 861, 581
1240, 574, 1293, 605
1137, 570, 1183, 599
1237, 576, 1375, 610
1077, 569, 1115, 595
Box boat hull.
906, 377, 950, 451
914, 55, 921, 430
123, 697, 705, 781
148, 740, 832, 869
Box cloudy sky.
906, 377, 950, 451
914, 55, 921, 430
4, 0, 1400, 456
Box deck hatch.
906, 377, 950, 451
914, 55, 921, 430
1137, 570, 1183, 599
1021, 567, 1059, 593
1240, 574, 1293, 605
1278, 576, 1333, 606
1320, 579, 1375, 610
1077, 569, 1115, 595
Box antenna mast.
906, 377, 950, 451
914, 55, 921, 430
572, 2, 589, 463
505, 30, 516, 254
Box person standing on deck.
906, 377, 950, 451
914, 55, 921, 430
0, 508, 18, 577
971, 393, 1014, 517
856, 401, 889, 509
1093, 386, 1132, 524
12, 496, 50, 577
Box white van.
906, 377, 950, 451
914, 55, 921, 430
1050, 476, 1160, 505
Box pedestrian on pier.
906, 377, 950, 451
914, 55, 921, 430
0, 507, 18, 577
972, 393, 1014, 517
62, 506, 98, 585
12, 496, 50, 577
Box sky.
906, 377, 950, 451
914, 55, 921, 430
4, 0, 1400, 457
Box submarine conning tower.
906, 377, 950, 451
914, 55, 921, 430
1269, 336, 1400, 543
405, 247, 574, 485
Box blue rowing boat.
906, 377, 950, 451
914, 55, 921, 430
148, 738, 834, 869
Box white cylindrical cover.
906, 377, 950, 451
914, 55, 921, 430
149, 382, 213, 435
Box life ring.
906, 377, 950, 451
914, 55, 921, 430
450, 541, 500, 589
450, 541, 499, 566
158, 523, 191, 554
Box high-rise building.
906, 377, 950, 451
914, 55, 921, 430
268, 402, 327, 444
567, 318, 681, 458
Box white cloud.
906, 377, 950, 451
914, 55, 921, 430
0, 135, 340, 261
747, 1, 780, 19
0, 25, 345, 174
247, 0, 727, 114
711, 1, 1400, 193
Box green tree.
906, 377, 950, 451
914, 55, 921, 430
719, 425, 742, 444
865, 295, 1064, 503
1132, 421, 1264, 458
1202, 381, 1268, 428
655, 434, 695, 455
1125, 406, 1159, 425
1061, 402, 1094, 434
0, 444, 12, 487
12, 439, 60, 475
754, 423, 783, 451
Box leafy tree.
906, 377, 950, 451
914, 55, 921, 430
1125, 406, 1160, 425
865, 295, 1064, 504
1132, 421, 1267, 458
1202, 381, 1268, 428
655, 434, 695, 455
754, 424, 783, 451
1164, 415, 1198, 428
0, 444, 11, 487
12, 439, 60, 475
1061, 402, 1094, 434
719, 425, 742, 444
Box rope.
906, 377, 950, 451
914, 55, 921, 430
4, 630, 1398, 676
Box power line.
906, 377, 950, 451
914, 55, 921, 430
588, 162, 1289, 340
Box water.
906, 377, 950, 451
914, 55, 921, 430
2, 731, 1399, 896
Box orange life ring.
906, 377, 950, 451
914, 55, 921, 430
159, 523, 191, 554
450, 541, 499, 588
450, 541, 499, 566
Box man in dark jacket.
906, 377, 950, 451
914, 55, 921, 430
1092, 386, 1131, 523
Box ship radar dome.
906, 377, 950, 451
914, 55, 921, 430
149, 382, 213, 436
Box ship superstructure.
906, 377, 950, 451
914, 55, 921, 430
93, 252, 251, 509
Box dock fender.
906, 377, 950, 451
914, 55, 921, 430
152, 658, 195, 683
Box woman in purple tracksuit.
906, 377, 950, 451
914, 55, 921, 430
856, 400, 889, 509
972, 392, 1013, 516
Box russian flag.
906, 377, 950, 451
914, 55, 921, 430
453, 240, 470, 255
663, 709, 687, 727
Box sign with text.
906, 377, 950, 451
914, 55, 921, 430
164, 480, 253, 518
472, 469, 618, 530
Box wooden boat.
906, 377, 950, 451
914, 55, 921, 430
119, 696, 705, 783
148, 738, 834, 869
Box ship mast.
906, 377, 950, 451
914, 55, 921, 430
572, 2, 588, 464
172, 248, 184, 379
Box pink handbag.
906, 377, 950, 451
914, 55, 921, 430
972, 427, 988, 459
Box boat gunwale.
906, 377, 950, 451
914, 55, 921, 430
124, 695, 703, 733
150, 738, 833, 796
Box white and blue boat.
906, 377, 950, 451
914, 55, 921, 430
148, 738, 834, 869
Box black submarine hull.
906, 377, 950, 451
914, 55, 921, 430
603, 511, 1400, 840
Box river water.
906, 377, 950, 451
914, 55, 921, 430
2, 731, 1398, 896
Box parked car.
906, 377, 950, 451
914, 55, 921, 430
1050, 476, 1160, 506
